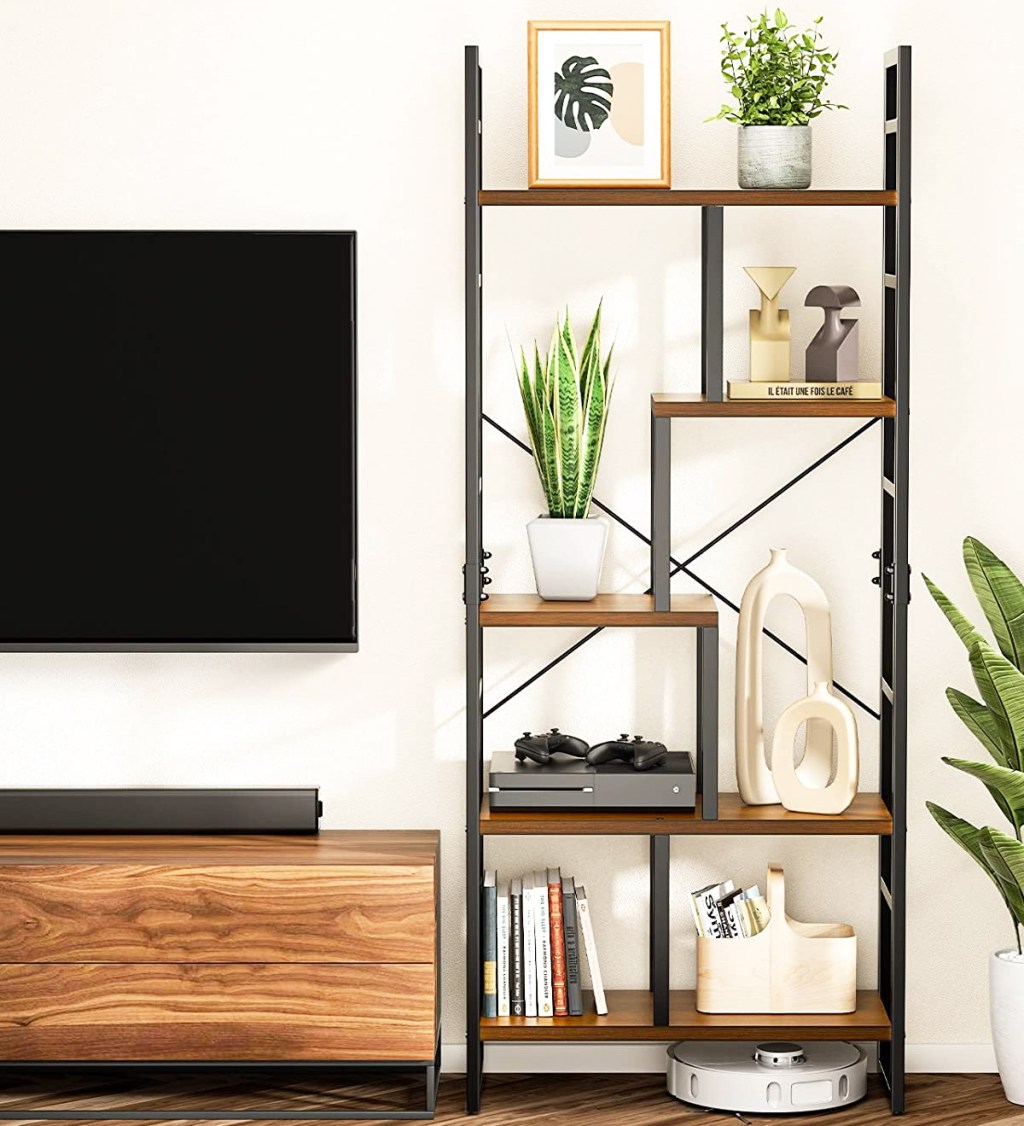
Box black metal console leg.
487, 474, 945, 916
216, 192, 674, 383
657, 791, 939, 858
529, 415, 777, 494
649, 834, 670, 1026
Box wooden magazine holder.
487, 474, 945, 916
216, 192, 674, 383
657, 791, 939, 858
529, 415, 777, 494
695, 864, 856, 1014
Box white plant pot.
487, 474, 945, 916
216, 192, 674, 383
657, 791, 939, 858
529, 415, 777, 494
526, 515, 608, 601
991, 949, 1024, 1103
738, 125, 812, 190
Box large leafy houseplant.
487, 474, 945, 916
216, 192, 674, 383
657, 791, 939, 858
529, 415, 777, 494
925, 538, 1024, 954
707, 9, 846, 126
515, 303, 614, 519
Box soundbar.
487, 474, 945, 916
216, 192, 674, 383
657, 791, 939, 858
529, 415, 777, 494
0, 788, 322, 833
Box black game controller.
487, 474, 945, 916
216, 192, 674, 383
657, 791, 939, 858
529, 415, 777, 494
514, 729, 590, 766
586, 734, 668, 772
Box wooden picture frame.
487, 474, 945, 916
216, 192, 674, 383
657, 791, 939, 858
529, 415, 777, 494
528, 20, 670, 189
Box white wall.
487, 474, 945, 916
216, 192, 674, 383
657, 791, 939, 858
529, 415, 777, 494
0, 0, 1018, 1072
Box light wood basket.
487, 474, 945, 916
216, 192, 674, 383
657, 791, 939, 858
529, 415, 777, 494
695, 864, 856, 1014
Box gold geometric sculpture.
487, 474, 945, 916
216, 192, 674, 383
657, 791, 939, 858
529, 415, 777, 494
745, 266, 796, 382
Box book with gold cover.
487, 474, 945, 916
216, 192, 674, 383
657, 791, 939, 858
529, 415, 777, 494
728, 380, 883, 400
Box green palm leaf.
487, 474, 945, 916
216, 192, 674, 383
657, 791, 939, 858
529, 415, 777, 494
927, 803, 1019, 924
979, 826, 1024, 931
942, 757, 1022, 835
964, 537, 1024, 669
923, 573, 985, 652
947, 688, 1008, 767
970, 639, 1024, 772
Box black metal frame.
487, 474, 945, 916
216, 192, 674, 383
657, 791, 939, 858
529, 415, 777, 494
0, 1044, 442, 1121
877, 44, 911, 1117
465, 44, 910, 1117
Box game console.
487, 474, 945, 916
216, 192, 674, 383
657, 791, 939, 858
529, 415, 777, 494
487, 750, 695, 811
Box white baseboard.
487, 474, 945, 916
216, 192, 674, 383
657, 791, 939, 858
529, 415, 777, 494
905, 1044, 997, 1072
442, 1042, 998, 1075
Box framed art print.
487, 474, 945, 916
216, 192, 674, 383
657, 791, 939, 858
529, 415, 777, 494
528, 20, 670, 188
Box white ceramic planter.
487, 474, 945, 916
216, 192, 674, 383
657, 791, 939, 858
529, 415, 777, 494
526, 515, 608, 601
991, 950, 1024, 1103
738, 125, 812, 190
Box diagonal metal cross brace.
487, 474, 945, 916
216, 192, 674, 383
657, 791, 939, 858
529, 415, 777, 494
481, 413, 879, 720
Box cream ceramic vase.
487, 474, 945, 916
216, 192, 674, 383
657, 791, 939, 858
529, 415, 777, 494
991, 950, 1024, 1104
771, 681, 859, 814
735, 548, 834, 805
526, 515, 608, 601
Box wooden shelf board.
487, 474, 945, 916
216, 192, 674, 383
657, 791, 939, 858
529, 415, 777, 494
480, 793, 892, 836
652, 393, 897, 419
479, 189, 896, 208
480, 990, 891, 1041
479, 593, 717, 628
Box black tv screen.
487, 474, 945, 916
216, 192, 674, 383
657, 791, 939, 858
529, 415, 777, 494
0, 231, 357, 650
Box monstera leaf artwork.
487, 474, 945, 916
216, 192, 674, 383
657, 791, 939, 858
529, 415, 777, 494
554, 56, 614, 132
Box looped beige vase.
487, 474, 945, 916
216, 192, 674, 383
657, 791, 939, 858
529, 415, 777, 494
735, 548, 835, 805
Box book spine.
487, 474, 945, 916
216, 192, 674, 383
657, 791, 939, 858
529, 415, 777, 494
562, 879, 583, 1017
523, 878, 537, 1017
534, 872, 553, 1016
509, 882, 524, 1016
722, 901, 743, 938
692, 880, 734, 939
575, 887, 607, 1016
548, 869, 568, 1017
496, 881, 510, 1017
482, 873, 497, 1018
697, 889, 728, 938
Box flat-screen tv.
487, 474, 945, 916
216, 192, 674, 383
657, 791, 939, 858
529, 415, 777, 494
0, 231, 357, 651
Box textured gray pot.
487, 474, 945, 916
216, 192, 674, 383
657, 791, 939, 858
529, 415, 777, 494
738, 125, 811, 189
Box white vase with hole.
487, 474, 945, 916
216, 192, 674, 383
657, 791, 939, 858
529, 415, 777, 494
771, 681, 859, 814
992, 950, 1024, 1104
735, 548, 834, 805
526, 515, 608, 601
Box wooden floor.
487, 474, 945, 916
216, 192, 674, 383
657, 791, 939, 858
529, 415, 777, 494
0, 1072, 1018, 1124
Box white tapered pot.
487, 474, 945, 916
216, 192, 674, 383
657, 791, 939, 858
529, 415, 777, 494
526, 515, 608, 601
991, 950, 1024, 1104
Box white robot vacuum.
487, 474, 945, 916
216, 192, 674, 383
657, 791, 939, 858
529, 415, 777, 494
667, 1041, 868, 1114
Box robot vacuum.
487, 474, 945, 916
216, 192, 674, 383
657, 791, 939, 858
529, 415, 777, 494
667, 1041, 868, 1114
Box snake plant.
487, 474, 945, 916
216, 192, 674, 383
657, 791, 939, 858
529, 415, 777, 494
926, 538, 1024, 952
515, 303, 614, 519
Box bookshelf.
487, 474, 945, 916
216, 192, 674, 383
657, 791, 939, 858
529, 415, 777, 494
464, 46, 910, 1116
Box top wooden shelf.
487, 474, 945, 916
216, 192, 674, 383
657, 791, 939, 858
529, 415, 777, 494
479, 189, 896, 208
479, 593, 716, 628
652, 393, 897, 419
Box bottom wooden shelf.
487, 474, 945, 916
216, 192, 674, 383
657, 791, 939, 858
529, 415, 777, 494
480, 990, 891, 1042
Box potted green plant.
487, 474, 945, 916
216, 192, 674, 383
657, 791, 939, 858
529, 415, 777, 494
925, 538, 1024, 1104
515, 303, 614, 601
707, 9, 846, 190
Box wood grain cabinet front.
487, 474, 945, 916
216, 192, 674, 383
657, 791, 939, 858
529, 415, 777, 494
0, 831, 440, 1063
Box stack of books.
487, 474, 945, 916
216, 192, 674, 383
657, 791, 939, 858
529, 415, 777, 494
690, 878, 770, 939
483, 868, 606, 1018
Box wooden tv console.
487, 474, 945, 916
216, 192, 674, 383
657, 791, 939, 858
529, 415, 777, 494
0, 830, 440, 1120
